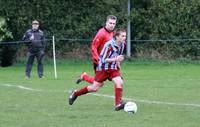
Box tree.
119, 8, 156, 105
0, 17, 14, 67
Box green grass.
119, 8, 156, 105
0, 61, 200, 127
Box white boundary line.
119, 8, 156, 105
1, 83, 200, 108
1, 83, 42, 91
90, 93, 200, 107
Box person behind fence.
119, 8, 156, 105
69, 28, 127, 111
22, 20, 45, 79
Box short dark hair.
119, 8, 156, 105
106, 15, 117, 21
114, 28, 126, 37
32, 20, 39, 25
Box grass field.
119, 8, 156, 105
0, 60, 200, 127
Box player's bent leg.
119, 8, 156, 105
87, 81, 103, 92
82, 73, 95, 84
76, 72, 95, 84
69, 86, 89, 105
69, 81, 103, 105
69, 86, 88, 105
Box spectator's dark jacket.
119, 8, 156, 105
22, 29, 45, 52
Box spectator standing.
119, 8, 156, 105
22, 20, 45, 79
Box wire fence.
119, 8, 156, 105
1, 37, 200, 62
1, 37, 200, 45
132, 38, 200, 42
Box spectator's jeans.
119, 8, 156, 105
25, 50, 45, 78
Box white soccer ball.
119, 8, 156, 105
124, 101, 137, 113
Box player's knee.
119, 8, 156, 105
90, 87, 99, 92
92, 88, 99, 92
116, 81, 123, 88
119, 79, 123, 85
115, 83, 123, 88
88, 85, 100, 92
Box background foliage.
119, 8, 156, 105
1, 0, 200, 66
131, 0, 200, 59
0, 17, 14, 66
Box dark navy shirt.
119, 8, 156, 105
22, 28, 45, 52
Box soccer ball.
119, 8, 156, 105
124, 101, 137, 114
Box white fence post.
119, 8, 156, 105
52, 36, 57, 79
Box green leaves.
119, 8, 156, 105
0, 17, 13, 41
132, 0, 200, 59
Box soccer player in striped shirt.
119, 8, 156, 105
76, 15, 117, 84
69, 29, 127, 111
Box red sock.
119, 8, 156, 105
115, 87, 123, 106
75, 86, 88, 96
82, 74, 94, 84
